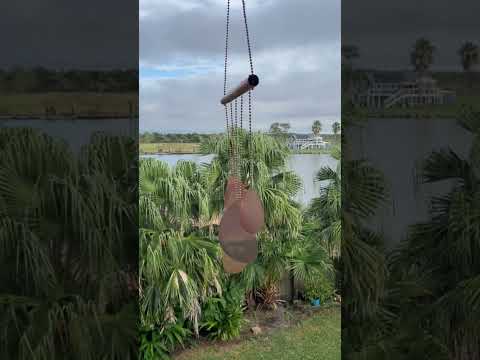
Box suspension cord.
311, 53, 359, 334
241, 0, 254, 75
241, 0, 255, 187
223, 0, 256, 188
224, 0, 232, 177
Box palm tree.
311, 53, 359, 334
341, 45, 360, 68
139, 159, 223, 334
458, 41, 479, 71
458, 41, 479, 88
346, 110, 480, 359
201, 131, 328, 307
388, 111, 480, 359
306, 146, 341, 259
340, 106, 389, 355
410, 38, 436, 74
0, 129, 138, 359
312, 120, 322, 137
332, 122, 341, 135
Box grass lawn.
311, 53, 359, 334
140, 142, 201, 154
175, 306, 340, 360
0, 92, 138, 117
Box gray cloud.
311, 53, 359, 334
0, 0, 138, 69
140, 0, 341, 133
343, 0, 480, 70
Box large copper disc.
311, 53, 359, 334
222, 251, 248, 273
240, 189, 265, 233
224, 176, 245, 209
219, 200, 257, 263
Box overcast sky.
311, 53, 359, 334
140, 0, 341, 133
343, 0, 480, 71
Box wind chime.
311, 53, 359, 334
219, 0, 264, 273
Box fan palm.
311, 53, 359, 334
0, 129, 138, 359
458, 41, 479, 89
410, 38, 435, 74
139, 159, 223, 337
306, 145, 341, 259
202, 131, 330, 306
458, 41, 479, 72
347, 110, 480, 360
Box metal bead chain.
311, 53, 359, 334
248, 90, 253, 186
240, 95, 244, 131
223, 0, 231, 96
241, 0, 254, 74
230, 103, 235, 180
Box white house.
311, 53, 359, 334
353, 71, 456, 108
288, 134, 328, 150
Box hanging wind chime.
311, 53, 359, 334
219, 0, 264, 273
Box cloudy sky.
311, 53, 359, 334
140, 0, 341, 133
343, 0, 480, 71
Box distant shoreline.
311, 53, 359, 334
140, 142, 333, 156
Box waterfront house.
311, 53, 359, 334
288, 134, 329, 150
353, 71, 456, 108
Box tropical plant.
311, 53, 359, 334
458, 41, 479, 71
0, 128, 138, 359
200, 281, 245, 341
304, 271, 335, 303
339, 103, 390, 356
345, 109, 480, 360
341, 45, 360, 66
306, 145, 341, 259
410, 38, 435, 74
458, 41, 479, 89
201, 131, 329, 307
140, 321, 191, 360
332, 122, 341, 135
312, 120, 322, 136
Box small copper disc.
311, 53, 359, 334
219, 200, 257, 263
222, 250, 248, 273
240, 189, 265, 233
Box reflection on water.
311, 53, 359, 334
142, 153, 338, 206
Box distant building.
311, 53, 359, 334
288, 134, 328, 150
353, 71, 456, 108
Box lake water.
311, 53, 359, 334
0, 118, 137, 152
142, 153, 338, 206
347, 118, 473, 247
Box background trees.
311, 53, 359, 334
410, 38, 436, 74
332, 122, 340, 135
139, 131, 337, 358
0, 130, 138, 359
0, 68, 137, 93
312, 120, 322, 136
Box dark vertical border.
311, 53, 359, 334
0, 1, 139, 358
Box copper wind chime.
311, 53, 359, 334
218, 0, 264, 273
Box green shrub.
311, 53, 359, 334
304, 272, 335, 303
200, 283, 246, 341
140, 321, 191, 360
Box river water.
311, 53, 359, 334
142, 153, 338, 207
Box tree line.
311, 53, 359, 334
343, 39, 479, 75
0, 68, 138, 93
140, 120, 341, 145
139, 132, 221, 143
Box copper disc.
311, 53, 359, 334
219, 200, 257, 263
222, 251, 248, 273
240, 189, 265, 233
224, 176, 245, 209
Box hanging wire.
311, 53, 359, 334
241, 0, 254, 74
